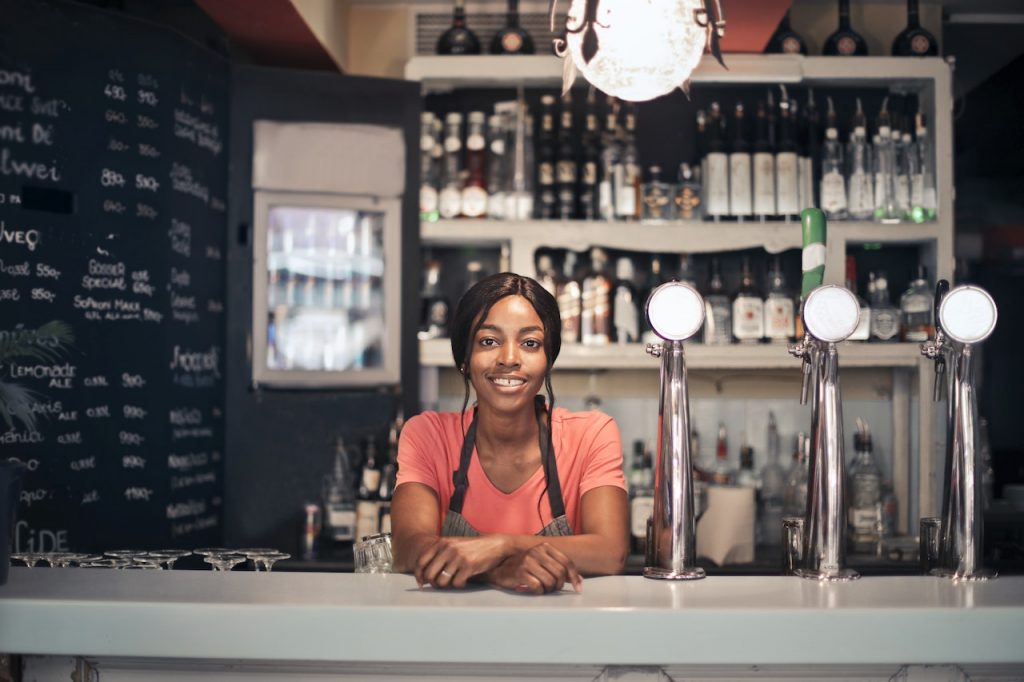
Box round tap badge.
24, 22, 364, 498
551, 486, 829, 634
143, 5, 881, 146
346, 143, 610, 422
803, 285, 860, 343
645, 281, 705, 342
939, 285, 997, 344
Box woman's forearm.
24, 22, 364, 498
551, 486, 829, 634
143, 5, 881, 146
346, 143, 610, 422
500, 533, 628, 576
391, 531, 440, 573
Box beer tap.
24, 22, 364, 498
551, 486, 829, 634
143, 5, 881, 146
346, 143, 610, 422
786, 209, 861, 581
643, 281, 706, 580
920, 283, 998, 581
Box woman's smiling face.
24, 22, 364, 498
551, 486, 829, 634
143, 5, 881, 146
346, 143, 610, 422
468, 295, 548, 414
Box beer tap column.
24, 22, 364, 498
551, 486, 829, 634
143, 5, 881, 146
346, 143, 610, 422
787, 209, 861, 581
643, 281, 706, 580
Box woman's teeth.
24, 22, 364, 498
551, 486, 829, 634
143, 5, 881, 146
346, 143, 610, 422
491, 377, 525, 387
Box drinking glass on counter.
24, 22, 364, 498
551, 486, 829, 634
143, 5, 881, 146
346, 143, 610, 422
244, 550, 290, 572
145, 549, 192, 569
354, 532, 392, 574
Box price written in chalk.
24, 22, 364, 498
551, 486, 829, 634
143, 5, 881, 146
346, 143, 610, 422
135, 174, 159, 192
100, 168, 125, 187
104, 83, 127, 101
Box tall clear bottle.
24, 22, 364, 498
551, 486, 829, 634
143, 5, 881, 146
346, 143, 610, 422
848, 418, 882, 554
557, 251, 582, 344
732, 256, 764, 344
760, 413, 786, 547
486, 112, 507, 220
581, 247, 612, 345
640, 255, 667, 345
872, 98, 900, 222
846, 98, 874, 220
820, 97, 848, 220
868, 271, 901, 343
752, 100, 776, 222
899, 264, 933, 342
708, 423, 735, 485
775, 96, 801, 221
910, 111, 937, 223
612, 257, 640, 344
507, 98, 535, 220
323, 437, 357, 546
763, 256, 795, 343
783, 431, 810, 517
615, 104, 641, 220
439, 112, 464, 220
580, 88, 601, 220
355, 435, 382, 542
461, 111, 489, 218
556, 91, 578, 220
704, 102, 730, 221
703, 257, 732, 345
728, 102, 753, 220
419, 112, 441, 222
800, 91, 820, 211
536, 95, 557, 219
598, 96, 620, 221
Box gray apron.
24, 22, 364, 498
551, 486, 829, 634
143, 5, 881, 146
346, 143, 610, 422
441, 397, 573, 537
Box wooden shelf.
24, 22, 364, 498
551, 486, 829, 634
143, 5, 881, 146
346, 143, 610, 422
420, 338, 924, 371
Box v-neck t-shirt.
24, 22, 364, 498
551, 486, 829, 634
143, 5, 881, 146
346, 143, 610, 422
396, 407, 626, 535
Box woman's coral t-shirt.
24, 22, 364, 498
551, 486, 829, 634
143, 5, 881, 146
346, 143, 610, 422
396, 407, 626, 535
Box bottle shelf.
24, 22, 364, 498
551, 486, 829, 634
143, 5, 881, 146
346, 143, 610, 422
420, 337, 924, 371
406, 54, 951, 94
421, 218, 943, 256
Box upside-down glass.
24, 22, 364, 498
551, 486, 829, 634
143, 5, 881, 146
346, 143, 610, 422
354, 533, 392, 574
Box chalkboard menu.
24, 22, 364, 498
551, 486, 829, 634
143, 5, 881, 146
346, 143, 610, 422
0, 0, 227, 552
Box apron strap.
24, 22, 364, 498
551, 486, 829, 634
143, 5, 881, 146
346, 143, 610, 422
448, 410, 478, 515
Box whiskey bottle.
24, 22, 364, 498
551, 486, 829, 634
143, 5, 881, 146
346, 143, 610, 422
629, 440, 655, 555
899, 264, 933, 342
580, 88, 601, 220
868, 271, 901, 343
556, 91, 578, 220
486, 113, 508, 220
536, 252, 558, 298
490, 0, 535, 55
728, 102, 753, 220
703, 257, 732, 345
763, 256, 795, 343
612, 257, 640, 344
845, 255, 871, 341
642, 166, 672, 221
355, 435, 382, 542
674, 162, 703, 221
418, 257, 449, 340
581, 247, 612, 345
436, 0, 481, 55
598, 96, 620, 220
765, 10, 808, 55
557, 251, 582, 344
846, 99, 874, 220
892, 0, 938, 57
752, 100, 776, 221
461, 111, 489, 218
438, 112, 464, 219
615, 104, 641, 220
848, 419, 882, 553
732, 255, 765, 343
419, 112, 441, 223
704, 102, 730, 221
775, 98, 800, 221
819, 96, 848, 220
537, 95, 557, 219
823, 0, 869, 56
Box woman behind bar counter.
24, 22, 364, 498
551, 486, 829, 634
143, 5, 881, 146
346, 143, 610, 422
391, 273, 629, 594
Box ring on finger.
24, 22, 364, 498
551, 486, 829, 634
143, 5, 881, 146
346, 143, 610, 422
440, 569, 452, 577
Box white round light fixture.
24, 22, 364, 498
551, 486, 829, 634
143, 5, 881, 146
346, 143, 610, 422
646, 281, 705, 341
802, 285, 860, 343
563, 0, 710, 102
939, 285, 997, 344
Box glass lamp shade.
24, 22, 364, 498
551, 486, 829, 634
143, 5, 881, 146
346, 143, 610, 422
565, 0, 708, 102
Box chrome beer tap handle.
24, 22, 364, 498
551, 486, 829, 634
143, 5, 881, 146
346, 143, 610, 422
921, 280, 950, 403
789, 335, 814, 405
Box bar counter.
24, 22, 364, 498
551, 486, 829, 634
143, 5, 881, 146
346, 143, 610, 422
2, 568, 1024, 680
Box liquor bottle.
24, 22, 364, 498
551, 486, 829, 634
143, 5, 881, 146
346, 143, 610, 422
630, 440, 655, 556
557, 251, 582, 344
910, 111, 937, 223
323, 437, 357, 545
536, 95, 557, 219
615, 104, 641, 220
486, 113, 507, 220
819, 96, 848, 220
355, 435, 382, 541
508, 101, 535, 220
872, 98, 900, 222
461, 111, 489, 218
581, 247, 612, 345
598, 96, 620, 221
536, 252, 559, 298
775, 98, 800, 221
736, 444, 758, 489
556, 91, 578, 220
417, 257, 449, 340
708, 423, 735, 485
580, 88, 601, 220
752, 100, 776, 221
703, 257, 732, 345
377, 412, 401, 534
892, 0, 938, 56
613, 257, 640, 344
641, 166, 673, 221
848, 418, 882, 553
464, 260, 485, 292
419, 112, 441, 222
846, 98, 874, 220
783, 431, 810, 517
436, 0, 481, 55
760, 412, 786, 547
732, 256, 764, 344
763, 256, 795, 343
899, 264, 933, 341
674, 162, 703, 221
728, 102, 753, 220
797, 94, 818, 212
676, 253, 697, 288
845, 255, 871, 341
438, 112, 464, 219
490, 0, 535, 54
823, 0, 869, 56
868, 271, 901, 343
640, 255, 667, 344
704, 102, 730, 221
695, 109, 708, 186
765, 10, 808, 55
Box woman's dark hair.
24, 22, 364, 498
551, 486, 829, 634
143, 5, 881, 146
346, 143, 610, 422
449, 272, 563, 524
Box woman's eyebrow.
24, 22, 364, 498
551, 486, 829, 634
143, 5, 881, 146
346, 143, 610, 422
476, 324, 544, 334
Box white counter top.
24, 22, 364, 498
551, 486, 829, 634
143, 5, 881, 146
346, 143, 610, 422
1, 568, 1023, 667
